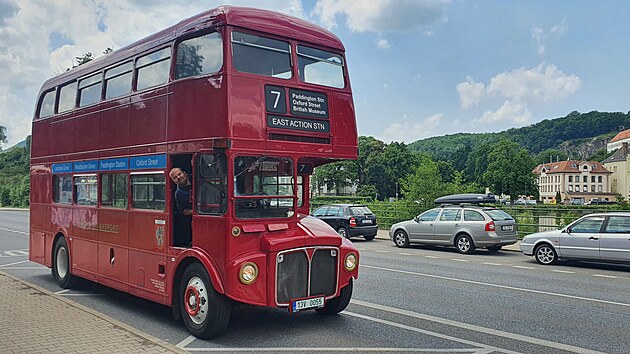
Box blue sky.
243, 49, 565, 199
1, 0, 629, 149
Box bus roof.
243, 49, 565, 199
39, 6, 344, 91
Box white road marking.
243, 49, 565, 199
3, 250, 29, 257
552, 270, 575, 274
176, 335, 196, 348
375, 250, 388, 253
513, 265, 536, 270
398, 253, 413, 256
0, 260, 29, 268
483, 262, 503, 266
55, 290, 70, 295
424, 255, 440, 259
351, 300, 605, 354
362, 264, 630, 308
0, 227, 28, 235
451, 258, 469, 262
593, 274, 617, 279
345, 311, 515, 354
1, 267, 46, 270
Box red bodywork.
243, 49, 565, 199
29, 6, 359, 309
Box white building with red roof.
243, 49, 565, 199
607, 129, 630, 152
533, 160, 614, 205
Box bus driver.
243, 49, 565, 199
169, 167, 192, 216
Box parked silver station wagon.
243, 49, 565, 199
390, 204, 518, 254
520, 212, 630, 265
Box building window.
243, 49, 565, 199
591, 185, 596, 192
575, 185, 580, 192
598, 185, 603, 193
583, 185, 587, 192
598, 176, 602, 183
591, 176, 596, 183
583, 176, 588, 182
568, 176, 573, 182
569, 185, 573, 192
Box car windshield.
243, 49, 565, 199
349, 206, 372, 215
484, 209, 514, 221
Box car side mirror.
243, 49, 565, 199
413, 216, 419, 223
562, 227, 570, 233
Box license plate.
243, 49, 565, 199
502, 225, 513, 231
291, 296, 325, 312
362, 219, 373, 224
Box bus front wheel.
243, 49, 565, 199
180, 263, 231, 339
316, 278, 353, 315
52, 236, 75, 289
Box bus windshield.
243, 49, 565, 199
234, 156, 295, 219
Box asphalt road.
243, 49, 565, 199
1, 209, 629, 353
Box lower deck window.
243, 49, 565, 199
131, 173, 165, 210
74, 175, 97, 206
53, 175, 73, 204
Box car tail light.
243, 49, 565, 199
485, 221, 495, 231
350, 217, 357, 227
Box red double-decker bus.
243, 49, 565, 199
29, 6, 359, 339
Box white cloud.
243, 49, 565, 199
381, 113, 444, 143
456, 63, 580, 125
532, 18, 568, 56
474, 101, 531, 125
312, 0, 446, 48
456, 76, 485, 109
375, 37, 390, 49
0, 0, 304, 148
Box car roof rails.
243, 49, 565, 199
434, 193, 498, 205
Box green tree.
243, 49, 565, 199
482, 140, 538, 201
401, 154, 442, 203
312, 160, 357, 195
0, 125, 6, 147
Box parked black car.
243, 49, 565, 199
311, 204, 378, 241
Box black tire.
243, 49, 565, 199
486, 245, 502, 253
337, 226, 350, 239
52, 236, 75, 289
455, 234, 475, 254
316, 278, 353, 315
180, 263, 231, 339
363, 234, 376, 241
393, 229, 409, 248
534, 243, 558, 265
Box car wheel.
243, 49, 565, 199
316, 279, 353, 315
393, 229, 409, 248
52, 236, 76, 289
180, 263, 231, 339
486, 245, 502, 253
337, 226, 349, 239
534, 244, 557, 265
455, 234, 475, 254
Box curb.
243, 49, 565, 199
0, 270, 186, 354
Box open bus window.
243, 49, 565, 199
53, 175, 73, 204
234, 156, 294, 219
101, 173, 128, 208
297, 45, 344, 88
175, 32, 223, 80
231, 31, 291, 79
196, 153, 227, 215
131, 173, 166, 210
74, 175, 97, 206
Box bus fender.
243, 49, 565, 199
172, 248, 225, 294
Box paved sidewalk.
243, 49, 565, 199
0, 271, 185, 354
375, 229, 522, 251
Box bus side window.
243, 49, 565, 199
131, 173, 166, 210
136, 47, 171, 91
53, 175, 73, 204
101, 173, 128, 208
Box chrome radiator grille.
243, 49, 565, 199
276, 248, 338, 305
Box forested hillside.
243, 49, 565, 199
0, 136, 30, 207
409, 111, 630, 161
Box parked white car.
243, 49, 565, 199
520, 212, 630, 264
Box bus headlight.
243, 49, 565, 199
344, 252, 358, 271
239, 262, 258, 284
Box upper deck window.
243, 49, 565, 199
175, 32, 223, 80
137, 47, 171, 91
38, 90, 56, 118
57, 81, 77, 113
105, 62, 132, 100
297, 45, 344, 88
231, 31, 291, 79
79, 73, 102, 107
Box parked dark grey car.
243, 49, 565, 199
311, 204, 378, 240
390, 205, 518, 254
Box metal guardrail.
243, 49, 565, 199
310, 199, 624, 237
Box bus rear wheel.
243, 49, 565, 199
52, 236, 75, 289
180, 263, 231, 339
316, 278, 353, 315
